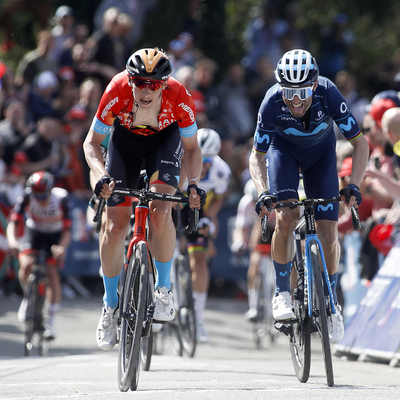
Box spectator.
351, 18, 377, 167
0, 100, 32, 167
93, 0, 159, 50
247, 56, 276, 120
0, 67, 23, 117
168, 32, 200, 76
88, 7, 125, 72
71, 43, 118, 89
50, 5, 75, 68
175, 65, 206, 122
60, 105, 92, 196
77, 77, 103, 119
14, 30, 57, 92
215, 62, 254, 161
242, 1, 288, 75
318, 14, 354, 81
27, 70, 61, 123
53, 67, 80, 119
13, 117, 67, 180
58, 23, 91, 68
334, 70, 369, 135
194, 57, 219, 125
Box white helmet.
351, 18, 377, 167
197, 128, 221, 158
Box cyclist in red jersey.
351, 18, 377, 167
83, 48, 205, 351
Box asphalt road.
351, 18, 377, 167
0, 292, 399, 399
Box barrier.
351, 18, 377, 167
335, 236, 400, 366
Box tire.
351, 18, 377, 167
24, 279, 37, 357
289, 258, 311, 383
173, 255, 196, 357
140, 279, 154, 371
310, 243, 334, 387
253, 272, 265, 349
140, 329, 153, 371
118, 241, 149, 392
253, 256, 277, 349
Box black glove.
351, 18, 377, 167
340, 183, 362, 205
94, 175, 113, 197
255, 191, 277, 216
187, 184, 207, 208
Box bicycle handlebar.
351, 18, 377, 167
93, 188, 199, 234
261, 195, 361, 242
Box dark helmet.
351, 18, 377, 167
126, 48, 172, 81
26, 171, 54, 195
275, 49, 319, 87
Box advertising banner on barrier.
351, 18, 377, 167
62, 196, 101, 277
335, 242, 400, 361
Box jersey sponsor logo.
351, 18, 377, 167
317, 203, 333, 212
255, 131, 270, 144
340, 102, 349, 114
161, 160, 176, 166
316, 110, 325, 121
160, 119, 172, 129
285, 123, 328, 137
101, 97, 119, 120
339, 117, 356, 133
178, 102, 195, 122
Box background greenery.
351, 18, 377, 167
1, 0, 400, 99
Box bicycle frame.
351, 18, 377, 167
301, 201, 336, 317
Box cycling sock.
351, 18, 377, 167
102, 274, 120, 309
273, 261, 292, 294
155, 259, 172, 290
321, 271, 338, 305
193, 290, 207, 325
329, 273, 338, 304
248, 288, 257, 309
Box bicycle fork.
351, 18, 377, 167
304, 235, 336, 317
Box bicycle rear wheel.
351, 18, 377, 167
289, 258, 311, 382
173, 254, 196, 357
118, 241, 149, 392
311, 243, 334, 387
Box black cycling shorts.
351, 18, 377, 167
106, 121, 182, 207
19, 227, 62, 259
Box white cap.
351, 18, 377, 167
36, 71, 58, 90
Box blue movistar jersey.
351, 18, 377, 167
253, 76, 362, 153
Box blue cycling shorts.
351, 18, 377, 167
266, 134, 339, 221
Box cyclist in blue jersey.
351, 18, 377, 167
249, 49, 369, 343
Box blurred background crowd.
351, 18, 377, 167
1, 0, 400, 320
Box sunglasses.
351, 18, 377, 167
130, 77, 164, 91
203, 156, 213, 164
281, 86, 314, 101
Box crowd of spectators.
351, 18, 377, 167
1, 1, 400, 312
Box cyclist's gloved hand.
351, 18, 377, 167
187, 184, 207, 208
340, 183, 362, 206
255, 191, 277, 216
94, 175, 113, 197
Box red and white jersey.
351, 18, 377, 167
93, 72, 197, 138
10, 187, 72, 234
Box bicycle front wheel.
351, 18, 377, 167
118, 241, 149, 392
289, 258, 311, 382
311, 243, 334, 387
140, 278, 154, 371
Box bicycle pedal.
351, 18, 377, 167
274, 321, 293, 336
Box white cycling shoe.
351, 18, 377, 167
96, 305, 118, 351
153, 287, 175, 322
272, 291, 294, 320
328, 304, 344, 343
